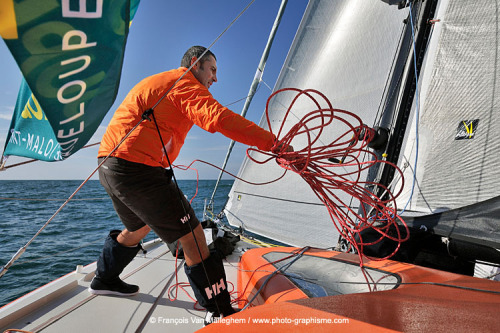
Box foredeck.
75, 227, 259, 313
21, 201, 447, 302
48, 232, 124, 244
0, 238, 248, 333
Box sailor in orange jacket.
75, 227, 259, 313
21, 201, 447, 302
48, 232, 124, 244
90, 46, 286, 324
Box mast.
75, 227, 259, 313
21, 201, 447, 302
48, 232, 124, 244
208, 0, 289, 209
376, 0, 439, 197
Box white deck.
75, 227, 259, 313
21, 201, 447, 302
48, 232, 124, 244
0, 238, 252, 333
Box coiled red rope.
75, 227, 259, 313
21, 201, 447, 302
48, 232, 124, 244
176, 88, 409, 262
170, 87, 410, 302
248, 88, 409, 262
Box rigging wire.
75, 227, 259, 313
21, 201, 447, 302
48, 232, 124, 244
147, 0, 257, 112
222, 83, 263, 108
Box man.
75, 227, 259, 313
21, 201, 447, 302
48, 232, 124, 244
89, 46, 286, 322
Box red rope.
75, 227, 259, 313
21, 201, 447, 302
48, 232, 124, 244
169, 87, 409, 301
174, 88, 409, 262
247, 88, 409, 263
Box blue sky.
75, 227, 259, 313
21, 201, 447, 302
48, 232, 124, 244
0, 0, 308, 180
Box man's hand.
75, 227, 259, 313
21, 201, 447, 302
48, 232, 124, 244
274, 142, 294, 153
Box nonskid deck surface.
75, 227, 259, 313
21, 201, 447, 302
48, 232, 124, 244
0, 239, 248, 333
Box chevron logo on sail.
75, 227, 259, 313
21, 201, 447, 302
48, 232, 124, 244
455, 119, 479, 140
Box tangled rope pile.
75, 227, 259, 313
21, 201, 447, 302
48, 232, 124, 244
165, 88, 410, 302
247, 88, 409, 262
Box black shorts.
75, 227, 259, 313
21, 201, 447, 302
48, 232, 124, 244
98, 157, 199, 243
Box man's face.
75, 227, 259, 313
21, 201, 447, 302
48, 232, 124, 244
191, 55, 217, 89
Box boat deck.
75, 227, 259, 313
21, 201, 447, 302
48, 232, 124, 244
0, 238, 251, 333
2, 238, 500, 333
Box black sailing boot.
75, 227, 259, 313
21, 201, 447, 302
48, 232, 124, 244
88, 230, 141, 296
184, 250, 237, 325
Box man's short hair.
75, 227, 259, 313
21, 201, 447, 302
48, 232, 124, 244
181, 46, 216, 68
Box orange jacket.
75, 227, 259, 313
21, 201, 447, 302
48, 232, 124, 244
98, 67, 275, 168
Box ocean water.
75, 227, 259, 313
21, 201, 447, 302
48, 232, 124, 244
0, 179, 234, 307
